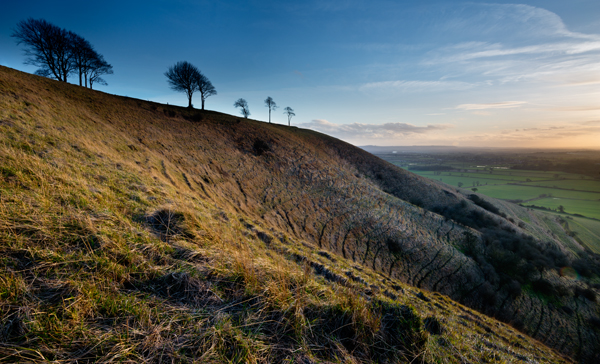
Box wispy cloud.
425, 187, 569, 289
437, 3, 600, 41
359, 80, 475, 93
456, 101, 526, 110
439, 41, 600, 63
297, 119, 453, 139
420, 3, 600, 90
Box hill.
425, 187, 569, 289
0, 65, 596, 363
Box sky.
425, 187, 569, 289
1, 0, 599, 149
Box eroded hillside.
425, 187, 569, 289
0, 66, 594, 362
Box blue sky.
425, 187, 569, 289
1, 0, 599, 148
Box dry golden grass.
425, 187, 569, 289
0, 66, 576, 363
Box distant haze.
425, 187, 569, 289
359, 145, 600, 154
1, 0, 599, 149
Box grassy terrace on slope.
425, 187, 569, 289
0, 65, 587, 363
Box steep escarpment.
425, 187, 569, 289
0, 65, 594, 362
318, 133, 600, 363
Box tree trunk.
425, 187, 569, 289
60, 66, 68, 82
269, 109, 271, 123
202, 98, 205, 110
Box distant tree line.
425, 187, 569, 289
12, 18, 113, 88
408, 165, 455, 171
512, 159, 600, 180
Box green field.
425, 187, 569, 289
526, 179, 600, 191
380, 152, 600, 258
409, 169, 593, 184
413, 170, 556, 182
395, 165, 600, 222
526, 198, 600, 220
410, 171, 600, 199
494, 170, 585, 179
414, 173, 521, 187
475, 184, 600, 201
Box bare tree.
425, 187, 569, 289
69, 33, 112, 89
283, 106, 295, 126
264, 96, 278, 123
234, 98, 250, 118
165, 61, 201, 108
13, 18, 112, 87
88, 54, 113, 89
68, 32, 94, 86
196, 73, 216, 110
12, 18, 74, 82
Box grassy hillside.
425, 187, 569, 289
0, 65, 594, 363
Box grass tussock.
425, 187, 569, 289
0, 210, 431, 363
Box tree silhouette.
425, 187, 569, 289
69, 32, 112, 88
196, 73, 216, 110
264, 97, 278, 123
165, 61, 201, 108
13, 18, 112, 87
68, 32, 94, 86
88, 54, 113, 89
234, 98, 250, 118
283, 107, 295, 126
12, 18, 74, 82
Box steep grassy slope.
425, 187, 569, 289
326, 147, 600, 363
0, 65, 591, 363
